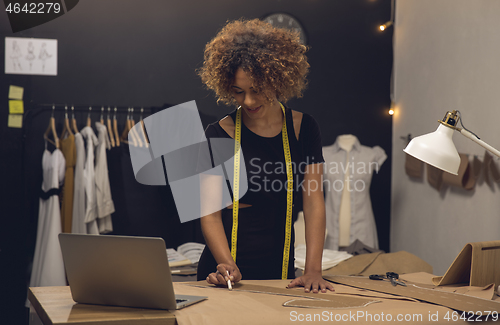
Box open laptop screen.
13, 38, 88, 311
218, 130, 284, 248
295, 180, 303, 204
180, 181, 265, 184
58, 233, 206, 310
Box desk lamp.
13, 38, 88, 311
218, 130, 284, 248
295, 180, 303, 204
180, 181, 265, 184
404, 110, 500, 175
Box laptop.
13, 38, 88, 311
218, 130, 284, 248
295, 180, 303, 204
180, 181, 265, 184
58, 233, 207, 310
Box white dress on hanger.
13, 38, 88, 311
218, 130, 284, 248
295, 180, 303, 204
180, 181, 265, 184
80, 126, 99, 234
29, 147, 66, 287
71, 132, 86, 234
95, 122, 114, 234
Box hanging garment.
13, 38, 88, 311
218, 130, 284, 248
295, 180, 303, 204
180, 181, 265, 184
323, 136, 386, 250
29, 147, 66, 287
72, 132, 86, 234
80, 126, 99, 234
95, 122, 115, 234
60, 133, 76, 233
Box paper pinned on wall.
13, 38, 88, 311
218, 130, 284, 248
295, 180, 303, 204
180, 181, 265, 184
8, 114, 23, 128
5, 37, 58, 76
9, 100, 24, 114
8, 85, 24, 99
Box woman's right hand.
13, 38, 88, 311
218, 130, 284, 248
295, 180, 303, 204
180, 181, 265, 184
206, 263, 242, 287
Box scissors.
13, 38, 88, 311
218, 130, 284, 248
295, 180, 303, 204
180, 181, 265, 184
369, 272, 407, 287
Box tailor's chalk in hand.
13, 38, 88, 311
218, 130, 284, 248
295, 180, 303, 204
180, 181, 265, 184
226, 271, 232, 290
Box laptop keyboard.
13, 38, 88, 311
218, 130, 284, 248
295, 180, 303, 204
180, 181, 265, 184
176, 299, 187, 303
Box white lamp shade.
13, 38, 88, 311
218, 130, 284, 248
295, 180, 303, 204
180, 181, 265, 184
403, 124, 460, 175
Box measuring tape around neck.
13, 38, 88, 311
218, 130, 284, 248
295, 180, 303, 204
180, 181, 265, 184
231, 103, 294, 279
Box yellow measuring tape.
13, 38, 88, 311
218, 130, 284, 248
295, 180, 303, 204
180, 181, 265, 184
231, 103, 294, 279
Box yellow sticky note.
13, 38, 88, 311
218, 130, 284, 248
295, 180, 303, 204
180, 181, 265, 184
8, 85, 24, 100
9, 100, 24, 114
8, 114, 23, 128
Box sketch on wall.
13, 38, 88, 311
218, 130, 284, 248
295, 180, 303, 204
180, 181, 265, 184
5, 37, 58, 76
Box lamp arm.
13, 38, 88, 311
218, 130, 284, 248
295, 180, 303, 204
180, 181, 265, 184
459, 129, 500, 158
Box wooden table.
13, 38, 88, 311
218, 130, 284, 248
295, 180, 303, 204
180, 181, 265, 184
29, 280, 500, 325
28, 286, 176, 325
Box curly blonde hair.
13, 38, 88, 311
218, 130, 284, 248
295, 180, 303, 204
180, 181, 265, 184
198, 18, 310, 105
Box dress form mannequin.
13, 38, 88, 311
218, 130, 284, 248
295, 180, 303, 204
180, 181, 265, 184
322, 135, 387, 250
337, 134, 356, 247
337, 134, 357, 152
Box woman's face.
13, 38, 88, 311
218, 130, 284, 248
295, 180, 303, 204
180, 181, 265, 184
231, 68, 278, 120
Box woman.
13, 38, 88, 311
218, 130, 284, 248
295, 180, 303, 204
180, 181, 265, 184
197, 19, 333, 293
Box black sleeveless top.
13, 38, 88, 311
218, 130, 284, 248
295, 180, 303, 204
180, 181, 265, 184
197, 107, 324, 280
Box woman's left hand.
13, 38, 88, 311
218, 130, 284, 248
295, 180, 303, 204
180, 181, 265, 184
287, 271, 335, 293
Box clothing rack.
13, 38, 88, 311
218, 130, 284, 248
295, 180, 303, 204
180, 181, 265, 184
20, 103, 156, 204
36, 103, 153, 110
25, 103, 153, 122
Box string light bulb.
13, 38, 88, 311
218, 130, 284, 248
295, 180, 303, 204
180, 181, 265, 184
379, 21, 393, 31
388, 102, 395, 116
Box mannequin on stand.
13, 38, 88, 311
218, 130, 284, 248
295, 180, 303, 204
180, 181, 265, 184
322, 135, 386, 251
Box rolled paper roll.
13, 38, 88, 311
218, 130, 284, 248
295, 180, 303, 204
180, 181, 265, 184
427, 163, 444, 191
489, 155, 500, 183
472, 155, 482, 180
463, 165, 475, 190
405, 153, 423, 178
442, 153, 475, 190
483, 151, 493, 186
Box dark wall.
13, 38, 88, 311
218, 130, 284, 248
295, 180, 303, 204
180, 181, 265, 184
0, 0, 392, 323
